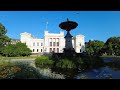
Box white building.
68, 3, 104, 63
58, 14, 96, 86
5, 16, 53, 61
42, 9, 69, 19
20, 31, 85, 55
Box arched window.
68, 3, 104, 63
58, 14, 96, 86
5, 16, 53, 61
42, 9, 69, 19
41, 49, 42, 52
33, 49, 35, 52
37, 49, 39, 52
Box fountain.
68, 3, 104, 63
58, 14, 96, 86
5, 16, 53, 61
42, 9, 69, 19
59, 18, 78, 57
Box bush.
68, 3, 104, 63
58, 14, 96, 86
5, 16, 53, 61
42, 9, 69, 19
56, 59, 76, 69
0, 61, 44, 79
2, 42, 32, 57
35, 56, 54, 68
9, 63, 42, 79
0, 59, 21, 79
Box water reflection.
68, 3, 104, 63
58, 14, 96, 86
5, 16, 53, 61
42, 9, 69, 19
75, 67, 112, 79
36, 62, 120, 79
36, 59, 120, 79
36, 67, 65, 79
75, 61, 120, 79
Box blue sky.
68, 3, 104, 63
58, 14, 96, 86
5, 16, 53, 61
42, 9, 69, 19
0, 11, 120, 42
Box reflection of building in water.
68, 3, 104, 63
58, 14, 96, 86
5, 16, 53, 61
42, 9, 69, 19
20, 31, 85, 55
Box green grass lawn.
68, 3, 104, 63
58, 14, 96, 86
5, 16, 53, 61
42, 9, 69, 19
0, 56, 39, 60
100, 55, 120, 58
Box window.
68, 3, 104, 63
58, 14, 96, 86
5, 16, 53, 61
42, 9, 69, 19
33, 49, 35, 52
41, 43, 43, 46
50, 42, 52, 46
80, 49, 81, 52
33, 42, 35, 46
53, 42, 55, 46
53, 48, 55, 52
56, 38, 59, 42
50, 48, 52, 52
37, 49, 39, 52
37, 42, 39, 46
49, 38, 52, 42
57, 48, 59, 53
41, 49, 42, 52
56, 38, 59, 46
57, 42, 59, 46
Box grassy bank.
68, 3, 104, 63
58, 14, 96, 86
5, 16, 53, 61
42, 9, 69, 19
0, 56, 38, 61
100, 56, 120, 58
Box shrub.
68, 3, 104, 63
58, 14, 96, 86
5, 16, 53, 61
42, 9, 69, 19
10, 63, 42, 79
0, 60, 22, 79
35, 56, 54, 68
0, 61, 44, 79
56, 59, 76, 69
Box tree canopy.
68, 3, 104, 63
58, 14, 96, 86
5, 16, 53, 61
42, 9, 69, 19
85, 40, 105, 56
2, 42, 32, 57
85, 37, 120, 56
102, 36, 120, 56
0, 23, 11, 55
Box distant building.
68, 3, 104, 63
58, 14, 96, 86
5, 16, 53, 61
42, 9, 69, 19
20, 31, 85, 55
11, 39, 20, 44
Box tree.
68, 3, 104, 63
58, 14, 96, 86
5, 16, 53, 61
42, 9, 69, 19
0, 23, 11, 55
106, 42, 113, 55
0, 23, 7, 36
15, 42, 32, 56
85, 40, 104, 56
102, 36, 120, 56
2, 44, 16, 57
2, 42, 32, 57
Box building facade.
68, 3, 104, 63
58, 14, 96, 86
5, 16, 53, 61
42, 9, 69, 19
11, 39, 20, 44
20, 31, 85, 55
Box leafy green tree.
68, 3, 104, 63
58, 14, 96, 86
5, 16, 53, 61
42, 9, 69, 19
2, 42, 32, 57
85, 46, 94, 56
85, 40, 104, 56
0, 23, 11, 55
107, 42, 113, 55
0, 23, 7, 36
2, 44, 16, 57
102, 36, 120, 56
15, 42, 32, 56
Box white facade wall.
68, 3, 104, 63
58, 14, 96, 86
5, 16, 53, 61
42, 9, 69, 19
73, 34, 85, 53
43, 31, 65, 53
20, 31, 85, 54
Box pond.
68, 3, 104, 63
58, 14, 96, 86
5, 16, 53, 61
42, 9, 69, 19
74, 57, 120, 79
36, 58, 120, 79
37, 65, 120, 79
74, 66, 120, 79
2, 57, 120, 79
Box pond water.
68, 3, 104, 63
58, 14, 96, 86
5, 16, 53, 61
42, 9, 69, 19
74, 66, 120, 79
36, 60, 120, 79
9, 57, 120, 79
36, 65, 120, 79
72, 58, 120, 79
